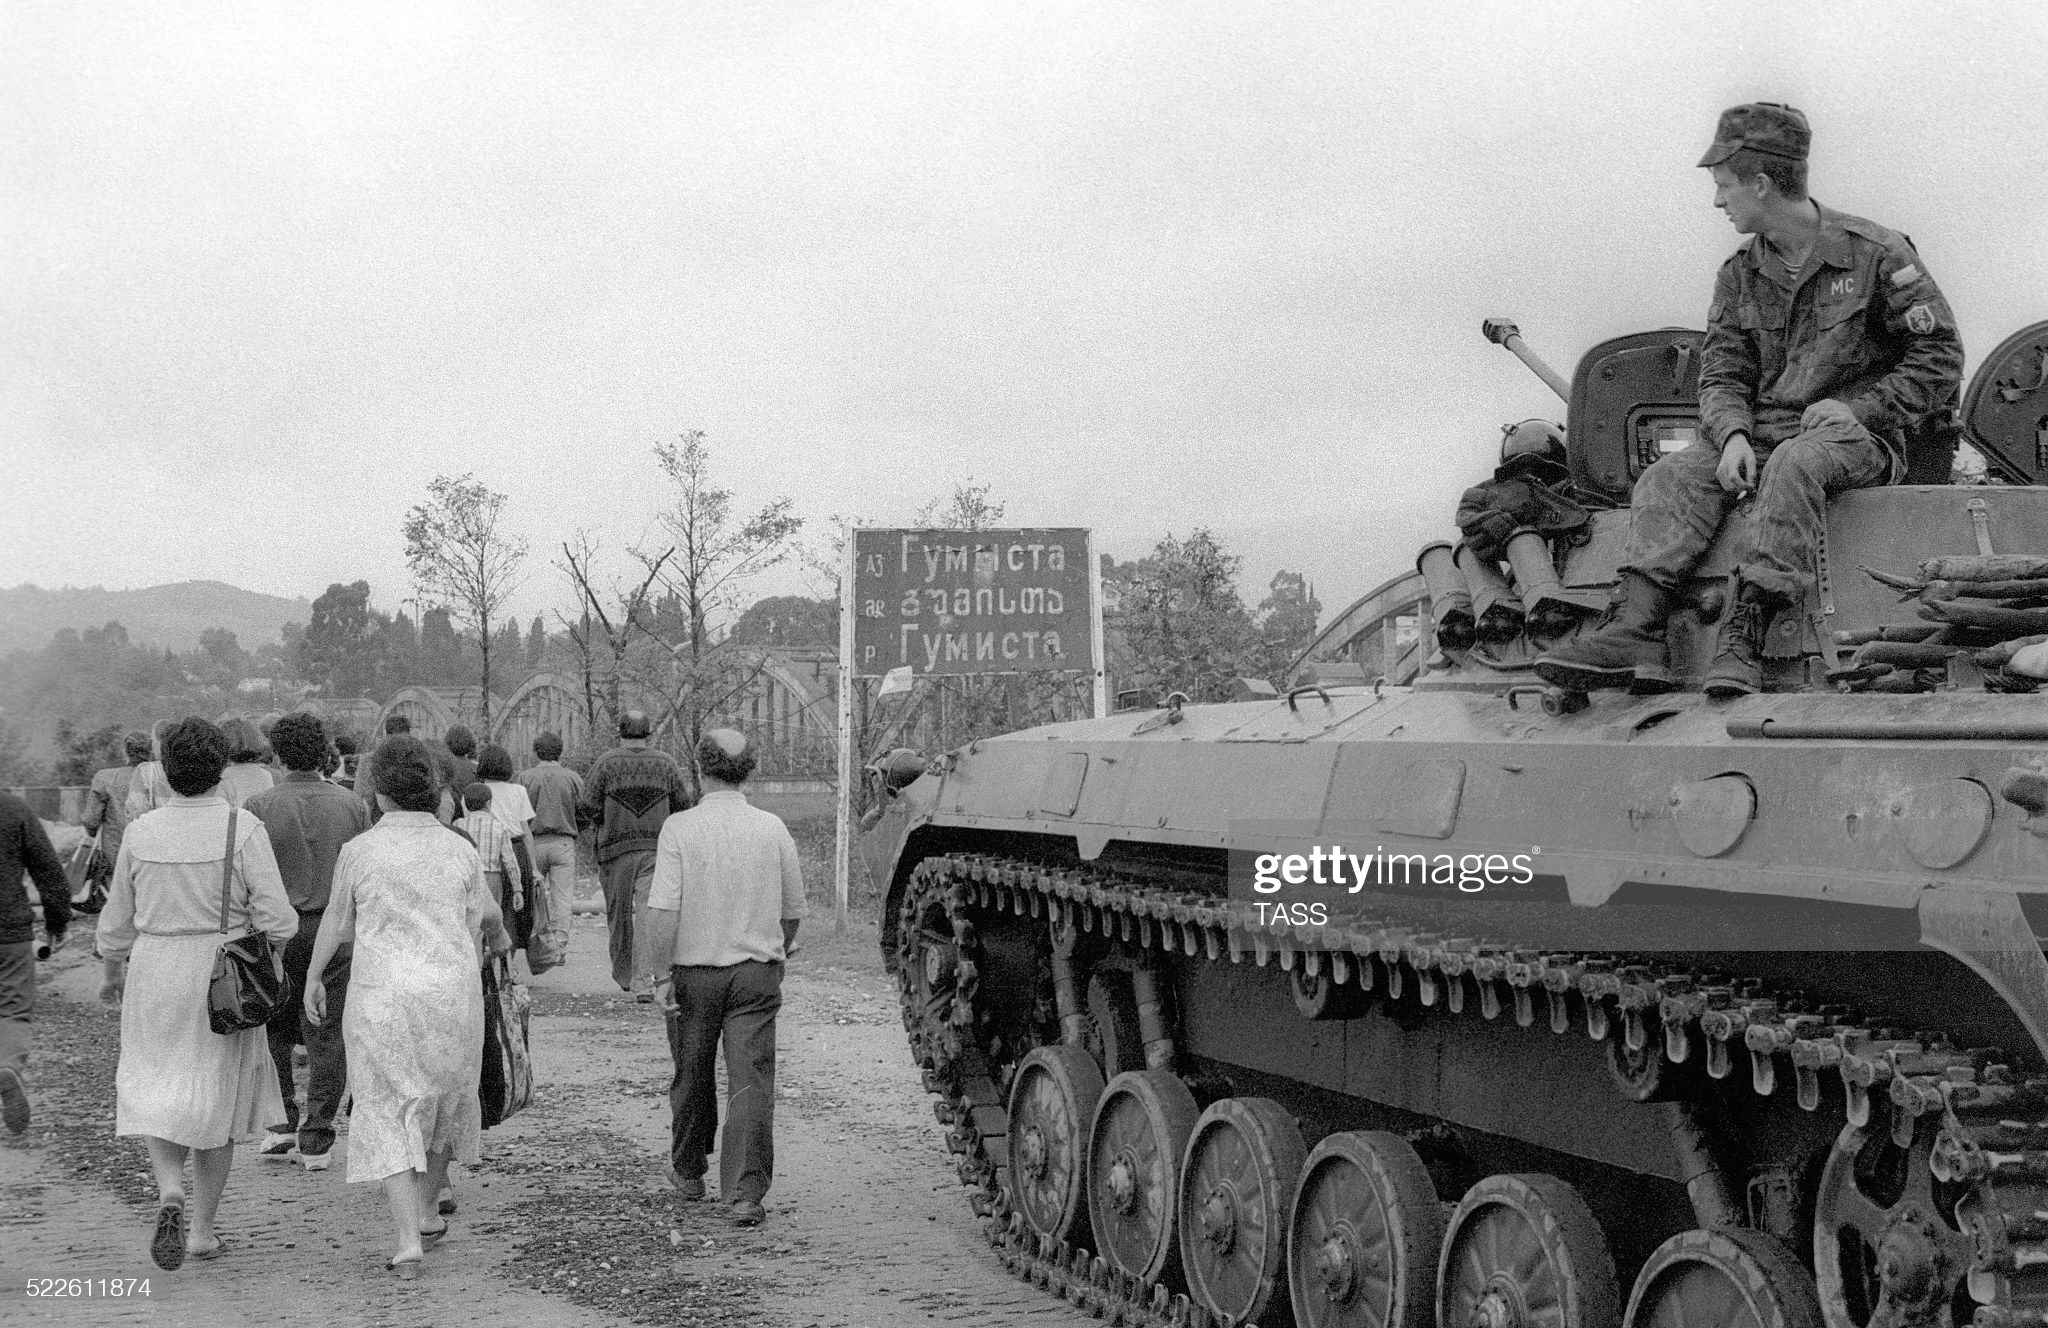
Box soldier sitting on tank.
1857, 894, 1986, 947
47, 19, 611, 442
1535, 102, 1963, 698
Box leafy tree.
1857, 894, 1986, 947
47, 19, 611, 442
492, 618, 525, 689
370, 610, 419, 694
199, 627, 242, 666
256, 623, 304, 681
728, 596, 837, 649
526, 615, 547, 669
1253, 571, 1322, 682
300, 581, 381, 696
52, 720, 125, 784
0, 719, 38, 785
403, 473, 529, 725
418, 607, 465, 687
196, 627, 249, 686
1107, 529, 1261, 703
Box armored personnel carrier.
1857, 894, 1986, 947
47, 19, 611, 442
867, 316, 2048, 1328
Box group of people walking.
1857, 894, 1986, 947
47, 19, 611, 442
4, 704, 809, 1280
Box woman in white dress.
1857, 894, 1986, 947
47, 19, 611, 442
304, 735, 510, 1280
97, 717, 298, 1271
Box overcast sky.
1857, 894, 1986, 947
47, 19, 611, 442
6, 0, 2046, 634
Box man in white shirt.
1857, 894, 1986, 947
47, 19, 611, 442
642, 729, 806, 1228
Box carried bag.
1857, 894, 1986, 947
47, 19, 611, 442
65, 832, 111, 915
522, 877, 563, 975
206, 808, 290, 1035
479, 950, 533, 1127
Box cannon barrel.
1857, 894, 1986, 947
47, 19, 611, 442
1482, 316, 1571, 403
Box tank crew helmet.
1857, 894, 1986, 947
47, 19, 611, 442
1499, 418, 1568, 482
1697, 102, 1810, 166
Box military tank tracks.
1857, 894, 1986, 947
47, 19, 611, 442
892, 852, 2048, 1328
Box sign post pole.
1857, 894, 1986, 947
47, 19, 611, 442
1088, 531, 1108, 719
834, 521, 856, 935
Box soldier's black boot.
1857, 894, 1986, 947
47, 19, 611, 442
1702, 582, 1781, 699
1534, 572, 1677, 693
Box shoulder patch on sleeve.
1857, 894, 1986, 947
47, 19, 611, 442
1891, 262, 1921, 287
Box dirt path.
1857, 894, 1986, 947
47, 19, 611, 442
3, 908, 1087, 1328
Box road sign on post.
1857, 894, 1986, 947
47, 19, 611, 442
834, 526, 1102, 937
850, 528, 1097, 679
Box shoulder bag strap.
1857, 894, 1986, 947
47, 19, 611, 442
219, 807, 238, 934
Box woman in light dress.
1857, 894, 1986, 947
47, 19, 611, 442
98, 717, 298, 1271
304, 735, 511, 1280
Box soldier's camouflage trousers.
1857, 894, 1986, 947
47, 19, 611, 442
1621, 420, 1892, 606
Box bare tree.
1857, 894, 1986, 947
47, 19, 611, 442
649, 431, 804, 750
554, 530, 672, 731
403, 473, 528, 725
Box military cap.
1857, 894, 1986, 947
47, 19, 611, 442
1697, 102, 1810, 166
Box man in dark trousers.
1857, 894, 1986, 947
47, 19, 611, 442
1536, 102, 1963, 697
1, 791, 70, 1134
245, 713, 370, 1168
580, 710, 694, 999
645, 730, 806, 1226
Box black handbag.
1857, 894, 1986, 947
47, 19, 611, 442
206, 808, 290, 1035
479, 951, 533, 1128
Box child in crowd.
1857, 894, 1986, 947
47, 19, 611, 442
457, 783, 524, 917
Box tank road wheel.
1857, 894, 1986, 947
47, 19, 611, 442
1624, 1229, 1823, 1328
1008, 1045, 1105, 1245
1287, 1130, 1444, 1328
1813, 1121, 1977, 1328
1088, 1069, 1201, 1285
1437, 1174, 1621, 1328
1178, 1097, 1308, 1327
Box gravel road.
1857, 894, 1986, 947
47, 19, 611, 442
2, 907, 1087, 1328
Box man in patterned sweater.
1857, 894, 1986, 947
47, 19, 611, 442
579, 711, 695, 999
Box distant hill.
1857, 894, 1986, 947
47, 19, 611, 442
0, 581, 310, 656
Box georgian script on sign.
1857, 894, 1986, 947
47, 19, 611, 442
852, 527, 1095, 678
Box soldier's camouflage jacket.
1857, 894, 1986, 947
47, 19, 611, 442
1698, 202, 1964, 464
